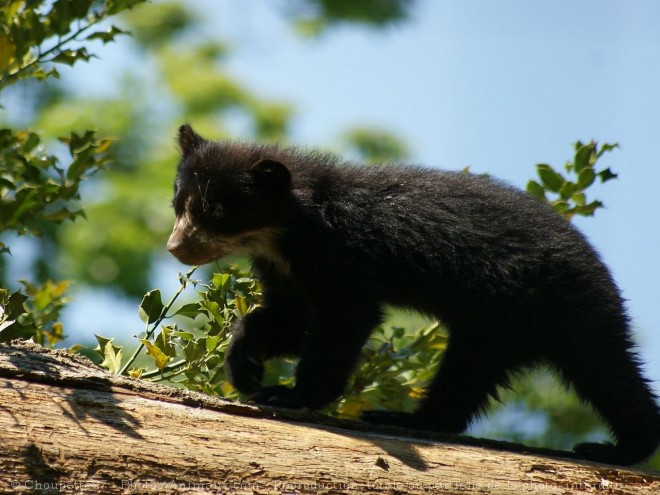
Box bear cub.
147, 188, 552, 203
167, 124, 659, 465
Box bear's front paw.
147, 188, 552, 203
361, 410, 419, 428
249, 385, 309, 409
225, 338, 264, 394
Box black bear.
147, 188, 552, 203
167, 124, 659, 465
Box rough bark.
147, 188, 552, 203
0, 341, 657, 494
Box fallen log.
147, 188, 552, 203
0, 341, 657, 494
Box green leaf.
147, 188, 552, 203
526, 180, 546, 201
172, 331, 194, 340
42, 207, 81, 222
20, 279, 71, 312
50, 48, 95, 66
213, 273, 231, 291
537, 164, 564, 193
206, 334, 220, 353
577, 168, 596, 189
94, 334, 113, 353
49, 0, 75, 35
233, 295, 248, 316
85, 25, 127, 44
60, 130, 95, 154
140, 338, 170, 370
596, 142, 619, 158
200, 300, 222, 323
178, 269, 197, 288
96, 138, 114, 153
0, 289, 39, 342
138, 289, 164, 324
571, 192, 586, 207
550, 200, 570, 214
0, 320, 38, 342
94, 334, 123, 373
558, 181, 577, 200
66, 146, 96, 181
70, 0, 94, 18
129, 368, 146, 378
598, 168, 618, 183
155, 325, 176, 357
174, 303, 200, 319
20, 131, 41, 152
106, 0, 147, 16
1, 290, 29, 318
573, 144, 594, 173
573, 200, 604, 217
183, 338, 206, 363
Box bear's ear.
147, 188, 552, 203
178, 124, 206, 157
250, 158, 292, 191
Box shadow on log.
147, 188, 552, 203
0, 341, 658, 494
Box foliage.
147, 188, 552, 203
0, 0, 147, 343
92, 266, 255, 398
0, 286, 36, 341
0, 128, 112, 242
0, 0, 144, 91
91, 265, 447, 419
336, 322, 445, 418
344, 127, 409, 164
526, 141, 619, 220
290, 0, 414, 36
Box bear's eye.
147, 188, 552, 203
212, 203, 224, 218
171, 194, 185, 215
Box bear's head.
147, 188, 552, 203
167, 125, 292, 266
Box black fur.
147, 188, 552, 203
168, 124, 660, 465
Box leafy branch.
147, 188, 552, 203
0, 0, 143, 90
118, 265, 199, 375
5, 19, 95, 86
90, 267, 261, 404
527, 141, 619, 219
0, 0, 147, 345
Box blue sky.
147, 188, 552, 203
60, 0, 660, 391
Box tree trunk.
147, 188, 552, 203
0, 342, 657, 494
